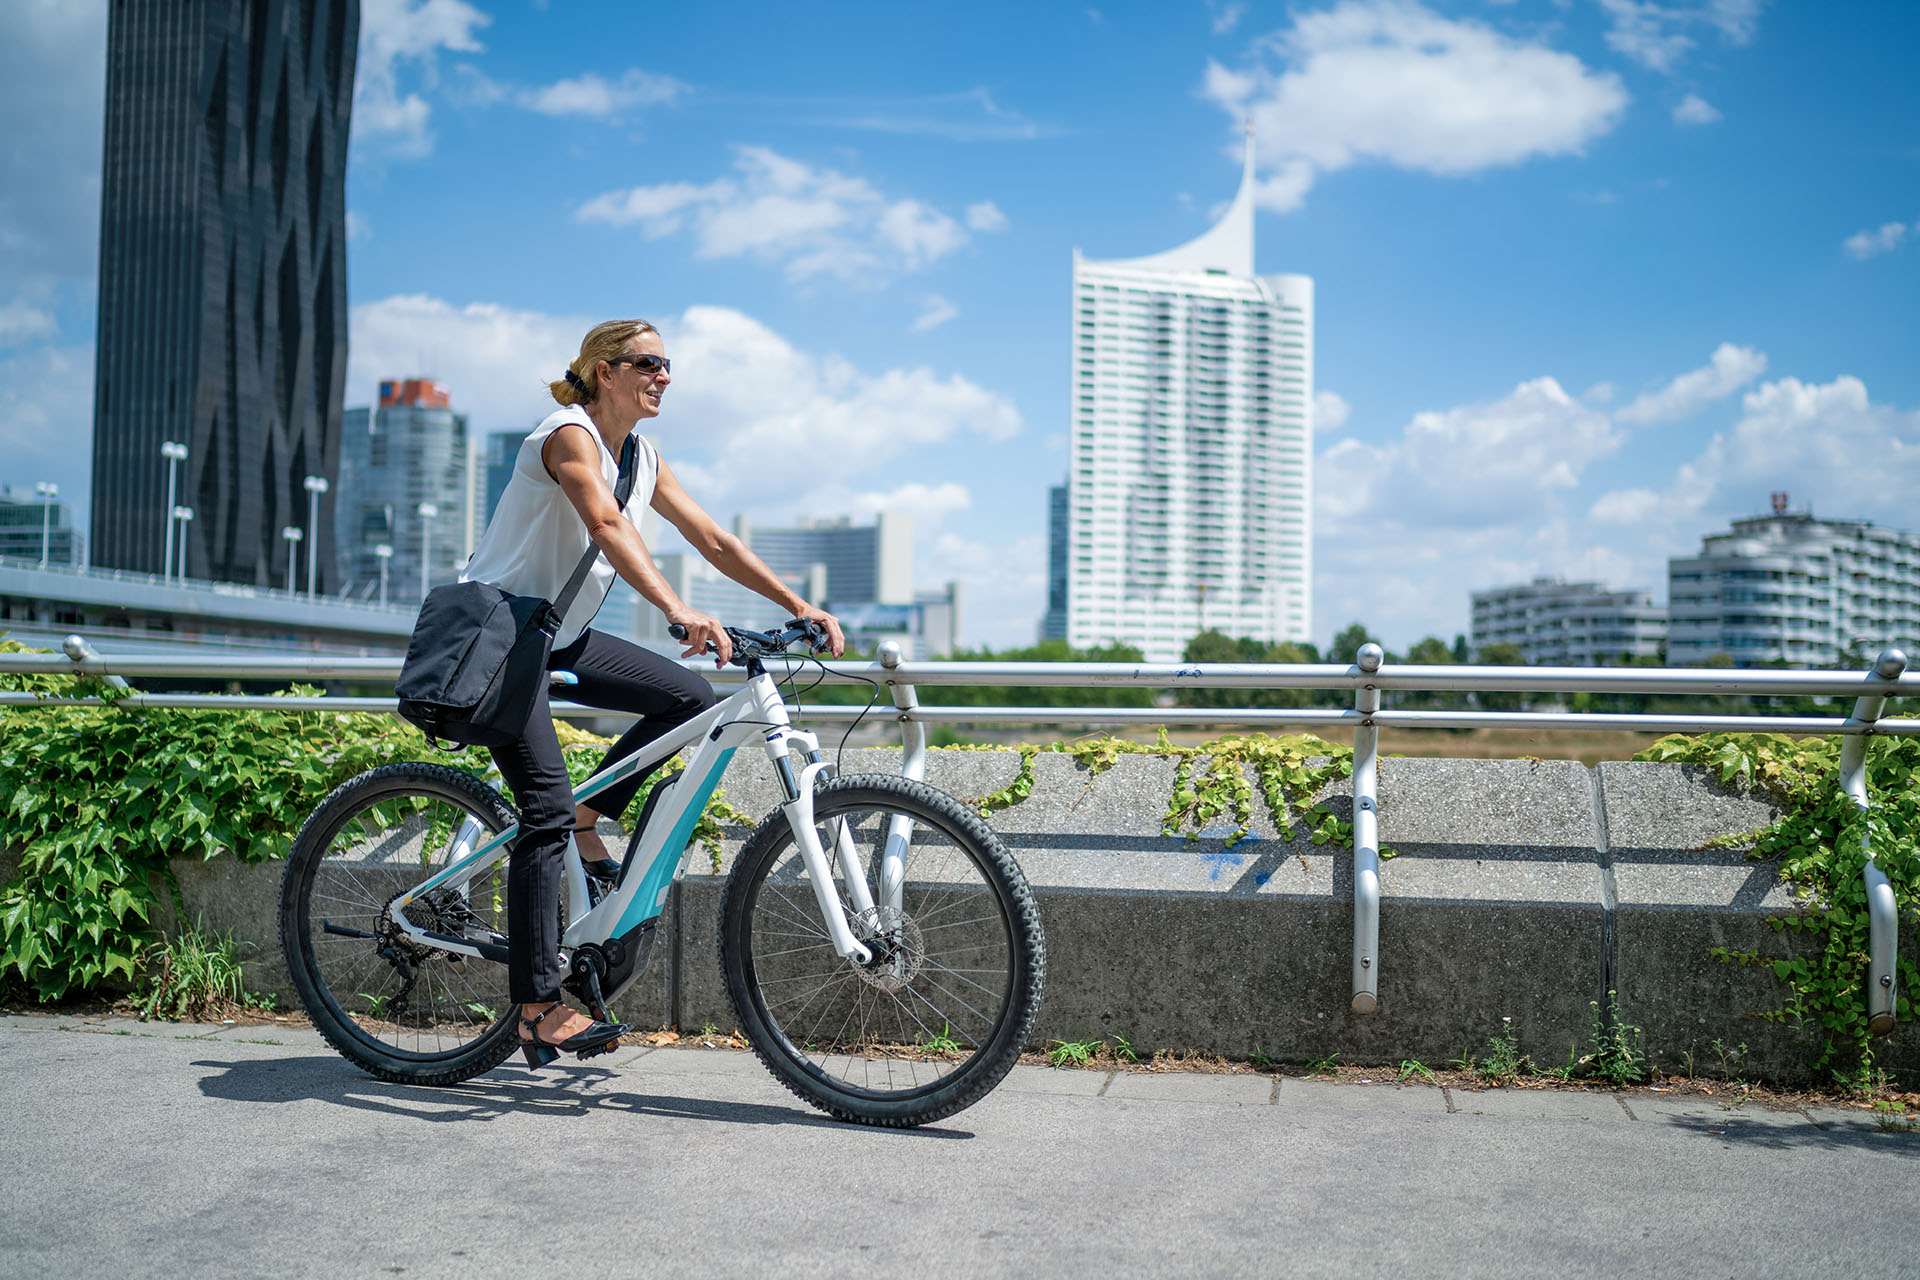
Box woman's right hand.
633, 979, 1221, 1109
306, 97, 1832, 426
668, 608, 732, 668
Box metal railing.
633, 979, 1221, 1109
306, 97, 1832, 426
3, 635, 1916, 1030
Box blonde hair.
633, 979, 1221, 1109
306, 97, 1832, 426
547, 318, 659, 407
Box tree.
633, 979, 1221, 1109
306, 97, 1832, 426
1327, 621, 1378, 667
1475, 642, 1526, 712
1398, 635, 1462, 709
1178, 631, 1322, 708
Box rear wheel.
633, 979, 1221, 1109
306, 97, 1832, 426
279, 762, 521, 1085
718, 774, 1045, 1127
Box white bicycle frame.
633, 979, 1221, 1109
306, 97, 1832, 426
385, 669, 909, 968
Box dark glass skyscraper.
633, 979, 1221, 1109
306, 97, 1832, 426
91, 0, 358, 588
1040, 482, 1068, 641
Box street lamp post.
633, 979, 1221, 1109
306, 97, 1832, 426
416, 501, 439, 600
282, 526, 304, 594
160, 441, 188, 584
172, 506, 194, 582
303, 475, 328, 602
374, 543, 393, 608
34, 482, 57, 568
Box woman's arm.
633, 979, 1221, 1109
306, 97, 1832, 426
650, 454, 847, 657
543, 424, 732, 666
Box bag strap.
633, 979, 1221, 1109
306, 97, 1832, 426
549, 433, 640, 629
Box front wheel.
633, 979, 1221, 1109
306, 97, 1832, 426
718, 774, 1045, 1127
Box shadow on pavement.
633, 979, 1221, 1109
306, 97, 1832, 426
190, 1054, 973, 1139
1639, 1110, 1920, 1157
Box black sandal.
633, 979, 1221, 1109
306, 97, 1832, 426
518, 1002, 631, 1068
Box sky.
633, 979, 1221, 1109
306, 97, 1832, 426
2, 0, 1916, 652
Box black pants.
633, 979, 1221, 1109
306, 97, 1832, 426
488, 628, 716, 1003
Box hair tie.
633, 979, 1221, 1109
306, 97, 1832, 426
563, 368, 588, 392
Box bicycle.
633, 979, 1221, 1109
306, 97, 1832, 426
278, 620, 1045, 1127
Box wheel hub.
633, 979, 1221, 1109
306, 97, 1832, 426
851, 908, 924, 993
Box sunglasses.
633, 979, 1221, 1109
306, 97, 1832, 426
608, 353, 670, 376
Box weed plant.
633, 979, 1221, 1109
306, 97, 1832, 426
133, 924, 272, 1022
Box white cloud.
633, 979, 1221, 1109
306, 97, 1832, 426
910, 295, 959, 333
1600, 0, 1761, 73
1684, 375, 1920, 515
1615, 342, 1766, 424
798, 88, 1059, 142
1588, 487, 1662, 524
517, 68, 685, 118
1672, 93, 1721, 125
1319, 376, 1618, 528
661, 305, 1021, 505
1202, 0, 1627, 211
347, 293, 594, 439
577, 147, 986, 284
1312, 376, 1623, 645
0, 301, 58, 348
923, 531, 1048, 648
354, 0, 489, 159
1209, 1, 1248, 36
846, 481, 974, 525
1311, 364, 1920, 651
964, 201, 1009, 232
1843, 219, 1915, 260
349, 291, 1021, 509
1313, 389, 1352, 434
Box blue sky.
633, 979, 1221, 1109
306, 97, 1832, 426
3, 0, 1916, 650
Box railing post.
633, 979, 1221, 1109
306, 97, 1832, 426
877, 641, 925, 782
1351, 643, 1383, 1015
1840, 647, 1909, 1037
61, 634, 129, 689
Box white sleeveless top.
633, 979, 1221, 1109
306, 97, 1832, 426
461, 406, 659, 648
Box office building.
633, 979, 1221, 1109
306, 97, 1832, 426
335, 379, 471, 605
1067, 135, 1313, 662
0, 489, 80, 567
90, 0, 357, 589
1667, 494, 1920, 666
1039, 482, 1068, 642
736, 513, 913, 607
634, 556, 962, 658
1470, 577, 1667, 665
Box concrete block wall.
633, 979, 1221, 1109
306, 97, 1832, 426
5, 750, 1912, 1082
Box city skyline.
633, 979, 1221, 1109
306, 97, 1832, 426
3, 1, 1916, 652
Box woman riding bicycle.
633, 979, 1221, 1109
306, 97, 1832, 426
459, 318, 845, 1061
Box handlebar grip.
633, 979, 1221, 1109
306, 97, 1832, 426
667, 623, 688, 641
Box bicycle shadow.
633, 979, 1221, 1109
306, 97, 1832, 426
189, 1053, 974, 1139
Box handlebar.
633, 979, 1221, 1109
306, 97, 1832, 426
667, 618, 831, 668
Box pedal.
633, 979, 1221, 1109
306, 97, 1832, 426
568, 949, 616, 1025
576, 1038, 621, 1061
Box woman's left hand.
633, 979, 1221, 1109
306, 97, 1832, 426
798, 606, 846, 657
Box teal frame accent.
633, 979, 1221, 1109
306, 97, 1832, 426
614, 745, 738, 934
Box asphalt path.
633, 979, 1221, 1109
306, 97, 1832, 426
3, 1012, 1916, 1279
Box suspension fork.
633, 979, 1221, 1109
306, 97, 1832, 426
781, 760, 874, 965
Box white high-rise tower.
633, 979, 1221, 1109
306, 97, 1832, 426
1066, 136, 1313, 661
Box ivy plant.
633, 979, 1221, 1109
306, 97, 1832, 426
1634, 730, 1920, 1085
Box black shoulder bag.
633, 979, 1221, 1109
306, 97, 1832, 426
394, 434, 637, 748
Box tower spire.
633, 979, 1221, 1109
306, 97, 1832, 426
1082, 125, 1257, 278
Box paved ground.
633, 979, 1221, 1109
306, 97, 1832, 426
3, 1012, 1916, 1279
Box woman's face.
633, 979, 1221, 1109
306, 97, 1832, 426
597, 330, 670, 422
